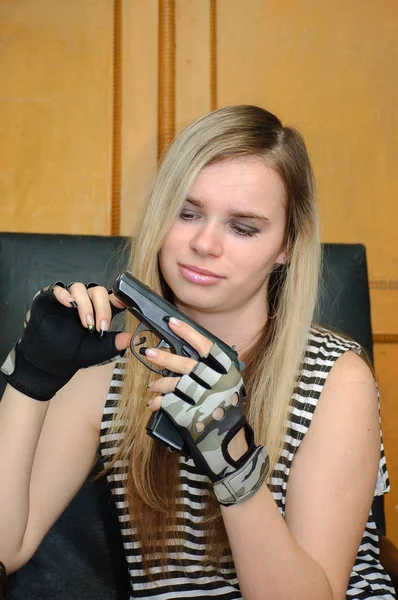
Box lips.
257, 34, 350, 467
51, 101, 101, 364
179, 264, 224, 278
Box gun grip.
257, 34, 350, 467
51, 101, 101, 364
146, 410, 189, 457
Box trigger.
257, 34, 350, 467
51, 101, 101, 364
156, 339, 171, 350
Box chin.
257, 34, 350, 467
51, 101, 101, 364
173, 289, 229, 315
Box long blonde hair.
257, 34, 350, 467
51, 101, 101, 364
107, 105, 321, 570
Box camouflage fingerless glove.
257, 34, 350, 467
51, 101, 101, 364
161, 342, 269, 506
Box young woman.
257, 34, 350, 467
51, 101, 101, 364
0, 105, 395, 599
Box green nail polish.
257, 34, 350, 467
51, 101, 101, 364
87, 324, 95, 332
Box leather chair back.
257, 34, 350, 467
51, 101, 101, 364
0, 233, 384, 599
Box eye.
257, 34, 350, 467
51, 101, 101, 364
231, 225, 259, 238
179, 211, 259, 238
179, 210, 199, 221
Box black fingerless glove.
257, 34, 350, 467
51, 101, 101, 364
1, 283, 126, 401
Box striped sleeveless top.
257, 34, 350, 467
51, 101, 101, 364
100, 327, 395, 599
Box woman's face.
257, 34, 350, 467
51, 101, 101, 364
158, 157, 287, 316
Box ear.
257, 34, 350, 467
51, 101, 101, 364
275, 249, 287, 265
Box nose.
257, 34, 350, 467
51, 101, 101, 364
189, 220, 223, 257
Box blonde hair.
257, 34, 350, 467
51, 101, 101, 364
107, 105, 321, 570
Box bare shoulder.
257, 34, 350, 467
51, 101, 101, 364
324, 347, 376, 388
316, 349, 379, 433
293, 348, 379, 473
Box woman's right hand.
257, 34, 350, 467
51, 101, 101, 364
1, 281, 134, 402
52, 281, 132, 351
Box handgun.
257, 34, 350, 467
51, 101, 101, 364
112, 271, 245, 457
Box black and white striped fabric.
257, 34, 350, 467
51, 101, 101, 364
100, 327, 395, 599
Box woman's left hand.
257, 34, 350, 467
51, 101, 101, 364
144, 317, 249, 466
144, 317, 212, 409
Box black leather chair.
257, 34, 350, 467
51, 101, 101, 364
0, 232, 395, 598
0, 234, 131, 600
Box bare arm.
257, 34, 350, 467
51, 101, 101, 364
0, 361, 115, 573
220, 350, 380, 600
0, 281, 132, 572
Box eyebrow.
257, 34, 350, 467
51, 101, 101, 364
185, 196, 271, 224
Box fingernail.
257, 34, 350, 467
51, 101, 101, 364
99, 319, 109, 339
146, 381, 154, 388
169, 317, 180, 325
86, 314, 95, 332
145, 349, 157, 357
146, 399, 153, 406
67, 297, 78, 308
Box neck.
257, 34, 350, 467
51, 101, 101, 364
174, 296, 268, 358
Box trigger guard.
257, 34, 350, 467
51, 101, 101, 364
129, 323, 184, 379
130, 322, 150, 353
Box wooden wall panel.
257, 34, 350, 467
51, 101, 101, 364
119, 0, 158, 236
216, 0, 398, 284
375, 344, 398, 543
0, 0, 114, 235
175, 0, 212, 133
371, 290, 398, 335
121, 0, 213, 235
